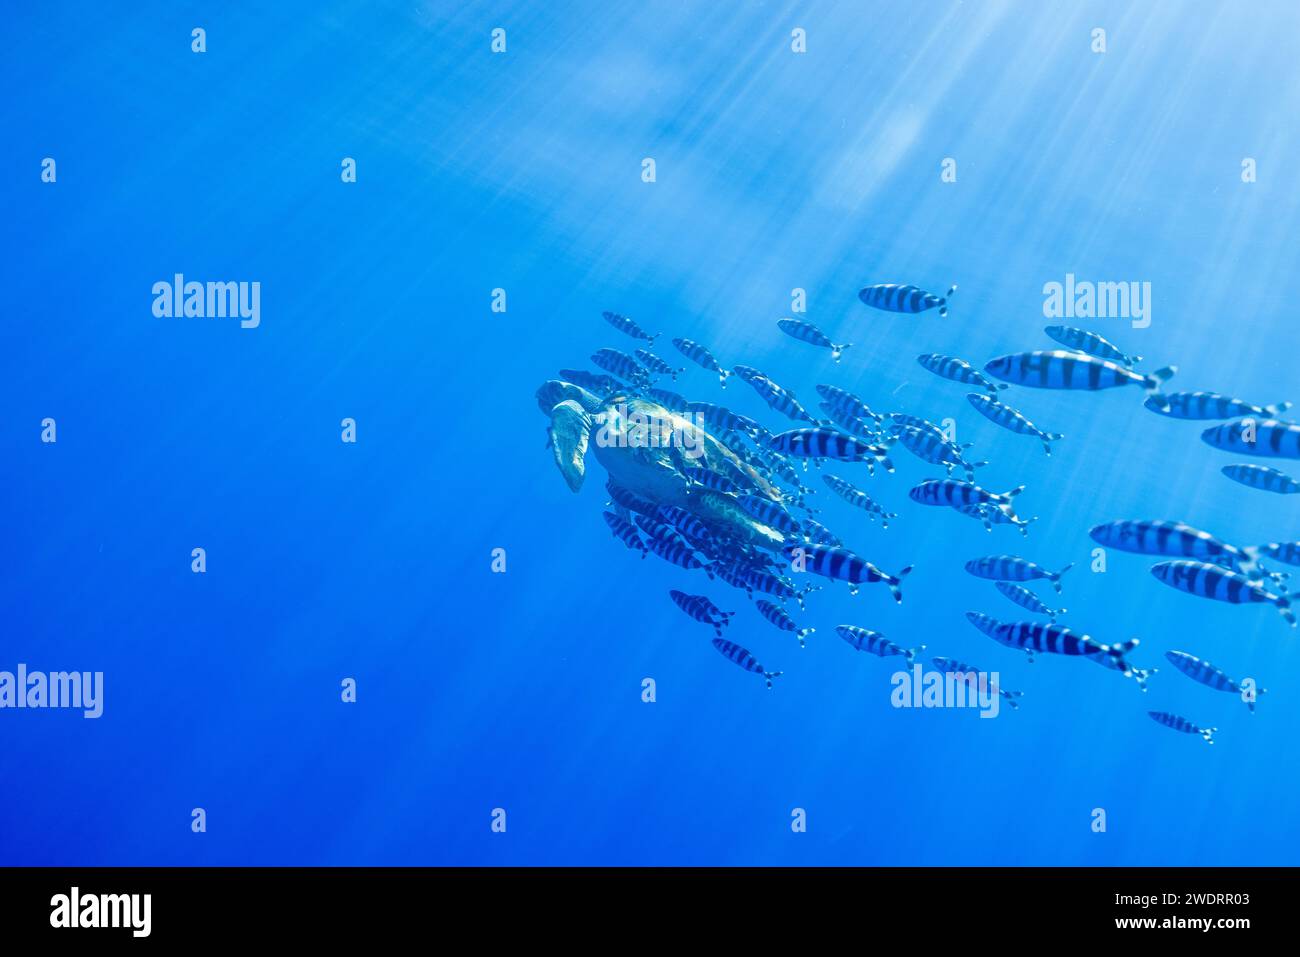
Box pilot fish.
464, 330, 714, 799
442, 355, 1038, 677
930, 657, 1022, 710
602, 512, 648, 557
783, 543, 912, 601
768, 428, 894, 473
909, 479, 1027, 530
964, 555, 1074, 593
836, 626, 924, 663
816, 384, 884, 423
953, 504, 1037, 537
1150, 560, 1295, 626
1222, 464, 1300, 494
711, 638, 783, 688
671, 337, 732, 387
591, 348, 652, 388
991, 622, 1147, 686
859, 283, 956, 317
1164, 651, 1265, 713
1044, 325, 1141, 367
892, 425, 985, 479
777, 318, 851, 362
635, 349, 685, 379
1202, 419, 1300, 459
756, 600, 815, 648
823, 475, 897, 527
984, 350, 1175, 407
602, 310, 658, 344
1148, 711, 1216, 745
746, 376, 819, 424
917, 353, 1006, 395
669, 590, 733, 637
1145, 391, 1290, 420
966, 394, 1064, 455
1088, 520, 1269, 581
995, 582, 1066, 621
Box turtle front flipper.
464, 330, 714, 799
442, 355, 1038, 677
548, 399, 593, 492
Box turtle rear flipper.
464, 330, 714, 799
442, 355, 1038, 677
549, 399, 592, 492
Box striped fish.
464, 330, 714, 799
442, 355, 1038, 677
671, 338, 732, 387
777, 318, 851, 362
1165, 651, 1265, 713
1148, 711, 1216, 745
635, 514, 689, 547
1202, 419, 1300, 459
995, 582, 1066, 621
646, 387, 689, 412
984, 350, 1175, 407
1222, 463, 1300, 494
732, 365, 771, 385
655, 505, 715, 546
711, 638, 782, 688
818, 404, 882, 442
966, 611, 1035, 662
713, 561, 756, 597
889, 413, 945, 439
686, 402, 763, 438
669, 590, 733, 637
756, 600, 815, 648
892, 425, 985, 479
966, 393, 1064, 455
953, 504, 1037, 537
602, 310, 657, 344
1151, 560, 1295, 626
822, 474, 897, 527
909, 479, 1026, 530
645, 534, 714, 578
1254, 542, 1300, 567
744, 567, 819, 610
602, 512, 648, 558
591, 348, 651, 387
930, 657, 1022, 709
635, 349, 684, 379
736, 494, 803, 536
685, 468, 743, 497
783, 543, 912, 601
606, 481, 657, 516
559, 369, 622, 396
816, 385, 884, 423
859, 283, 956, 317
1145, 391, 1290, 420
964, 555, 1074, 593
836, 625, 924, 662
1044, 325, 1141, 367
801, 518, 842, 546
1089, 520, 1259, 577
747, 376, 819, 424
917, 353, 1006, 395
992, 622, 1146, 685
768, 428, 894, 472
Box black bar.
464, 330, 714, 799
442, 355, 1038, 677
0, 867, 1285, 942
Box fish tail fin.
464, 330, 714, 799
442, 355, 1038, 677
764, 670, 783, 689
1108, 637, 1141, 676
888, 564, 914, 603
703, 563, 716, 581
938, 284, 957, 317
904, 643, 927, 664
1019, 516, 1039, 538
718, 369, 731, 388
995, 382, 1009, 391
1202, 727, 1217, 745
1050, 562, 1075, 593
1143, 366, 1177, 408
1127, 354, 1144, 367
832, 343, 852, 363
1277, 593, 1296, 626
1265, 401, 1293, 417
1130, 666, 1156, 692
1001, 484, 1026, 501
880, 455, 895, 474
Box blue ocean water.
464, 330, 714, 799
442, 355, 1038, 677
4, 1, 1299, 865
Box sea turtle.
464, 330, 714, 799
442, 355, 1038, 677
537, 380, 789, 551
